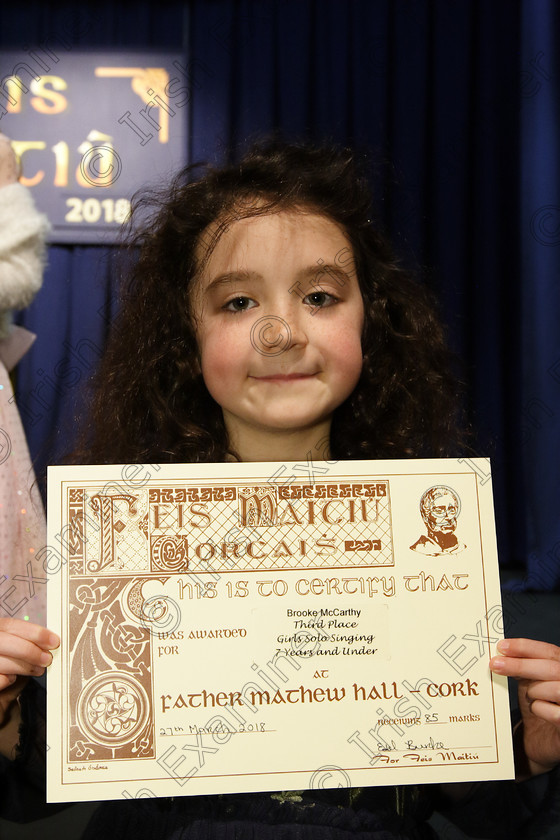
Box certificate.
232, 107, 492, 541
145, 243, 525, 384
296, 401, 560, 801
46, 458, 514, 802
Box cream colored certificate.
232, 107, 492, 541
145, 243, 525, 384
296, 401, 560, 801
46, 458, 514, 802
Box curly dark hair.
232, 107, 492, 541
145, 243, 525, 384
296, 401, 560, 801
78, 139, 464, 465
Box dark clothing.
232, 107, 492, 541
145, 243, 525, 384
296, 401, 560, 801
81, 787, 436, 840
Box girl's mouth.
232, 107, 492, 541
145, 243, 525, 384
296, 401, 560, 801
251, 373, 318, 381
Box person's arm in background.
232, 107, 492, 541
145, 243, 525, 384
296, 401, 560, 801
0, 133, 49, 337
0, 137, 56, 824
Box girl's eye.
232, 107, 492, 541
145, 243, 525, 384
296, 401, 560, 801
223, 296, 257, 312
303, 291, 337, 309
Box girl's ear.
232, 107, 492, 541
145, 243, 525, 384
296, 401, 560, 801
192, 354, 202, 376
190, 335, 203, 377
186, 303, 203, 376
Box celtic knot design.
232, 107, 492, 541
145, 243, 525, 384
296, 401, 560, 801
77, 672, 150, 748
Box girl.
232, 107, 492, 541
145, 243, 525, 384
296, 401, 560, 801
1, 140, 560, 838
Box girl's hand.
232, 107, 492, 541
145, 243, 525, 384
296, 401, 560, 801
0, 618, 59, 723
490, 638, 560, 777
0, 133, 21, 187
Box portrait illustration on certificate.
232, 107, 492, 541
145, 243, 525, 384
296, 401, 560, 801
46, 458, 514, 802
409, 485, 466, 556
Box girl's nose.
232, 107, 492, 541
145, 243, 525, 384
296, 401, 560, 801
250, 310, 308, 356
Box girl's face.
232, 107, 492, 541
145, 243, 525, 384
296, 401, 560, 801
191, 210, 364, 457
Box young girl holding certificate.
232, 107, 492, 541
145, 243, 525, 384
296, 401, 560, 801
1, 140, 560, 838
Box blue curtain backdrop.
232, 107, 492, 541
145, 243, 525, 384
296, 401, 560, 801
519, 0, 560, 589
0, 0, 558, 588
